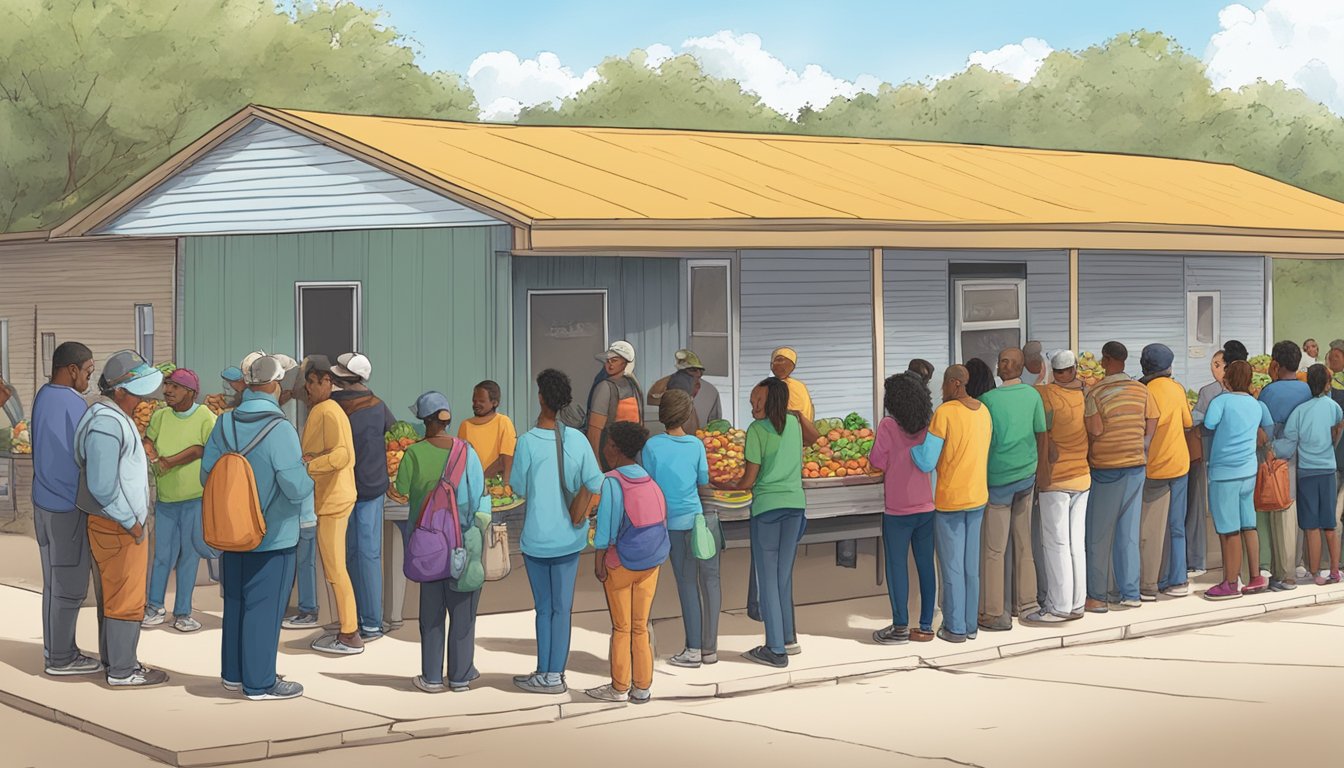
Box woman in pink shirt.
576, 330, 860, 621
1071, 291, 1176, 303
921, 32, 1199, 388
868, 372, 937, 644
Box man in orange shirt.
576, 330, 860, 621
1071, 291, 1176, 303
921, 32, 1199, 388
1139, 344, 1193, 600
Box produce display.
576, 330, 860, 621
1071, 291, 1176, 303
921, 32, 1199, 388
1250, 374, 1271, 398
804, 413, 878, 480
384, 421, 419, 480
1077, 351, 1106, 387
487, 476, 523, 510
133, 400, 167, 436
7, 421, 31, 455
696, 427, 747, 485
204, 393, 233, 416
1249, 355, 1271, 374
1186, 388, 1198, 410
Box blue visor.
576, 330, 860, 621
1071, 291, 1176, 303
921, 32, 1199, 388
118, 366, 164, 397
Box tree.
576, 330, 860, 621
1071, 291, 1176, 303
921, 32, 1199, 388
0, 0, 477, 232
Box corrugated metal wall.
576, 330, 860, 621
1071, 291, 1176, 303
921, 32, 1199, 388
180, 226, 511, 422
882, 249, 1070, 381
1184, 254, 1266, 390
101, 120, 501, 236
0, 238, 176, 410
739, 250, 874, 424
510, 255, 684, 427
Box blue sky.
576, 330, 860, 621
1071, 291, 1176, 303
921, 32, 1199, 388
373, 0, 1239, 83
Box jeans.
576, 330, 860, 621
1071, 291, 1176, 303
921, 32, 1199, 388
750, 508, 805, 655
1146, 475, 1189, 591
523, 552, 581, 675
1038, 489, 1089, 617
882, 512, 936, 631
347, 497, 385, 632
981, 478, 1038, 621
147, 498, 204, 617
668, 514, 723, 653
222, 548, 297, 696
934, 507, 985, 637
603, 564, 660, 692
1186, 457, 1209, 570
1086, 466, 1144, 603
34, 506, 91, 666
419, 580, 480, 686
294, 525, 318, 615
747, 514, 807, 627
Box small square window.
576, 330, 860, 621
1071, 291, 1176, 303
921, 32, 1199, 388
135, 304, 155, 364
952, 279, 1026, 364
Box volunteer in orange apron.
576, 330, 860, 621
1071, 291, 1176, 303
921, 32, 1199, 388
770, 347, 814, 424
587, 341, 644, 471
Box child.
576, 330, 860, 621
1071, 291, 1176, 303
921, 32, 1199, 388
142, 368, 217, 633
587, 421, 669, 704
1273, 364, 1344, 585
459, 380, 518, 487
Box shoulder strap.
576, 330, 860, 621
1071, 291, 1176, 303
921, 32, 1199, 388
627, 375, 644, 407
239, 416, 286, 457
417, 441, 466, 529
554, 423, 569, 498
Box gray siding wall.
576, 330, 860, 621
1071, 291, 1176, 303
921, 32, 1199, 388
511, 256, 684, 427
99, 119, 500, 236
739, 250, 874, 424
1185, 254, 1265, 390
883, 249, 1069, 379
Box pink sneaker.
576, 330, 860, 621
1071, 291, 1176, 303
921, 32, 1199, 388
1329, 571, 1344, 585
1242, 576, 1269, 595
1315, 574, 1329, 586
1203, 581, 1243, 601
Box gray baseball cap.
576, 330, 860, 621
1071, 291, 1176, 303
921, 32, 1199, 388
98, 350, 163, 397
244, 355, 286, 385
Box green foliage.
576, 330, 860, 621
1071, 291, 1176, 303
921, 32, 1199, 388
0, 0, 477, 232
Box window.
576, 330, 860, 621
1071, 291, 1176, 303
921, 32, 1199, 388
688, 261, 732, 377
527, 290, 608, 395
953, 278, 1026, 365
0, 318, 8, 381
135, 304, 155, 364
296, 283, 361, 362
40, 333, 56, 378
1186, 291, 1221, 358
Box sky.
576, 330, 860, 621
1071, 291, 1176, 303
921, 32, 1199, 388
364, 0, 1344, 120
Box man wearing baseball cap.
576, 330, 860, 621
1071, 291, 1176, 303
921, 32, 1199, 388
330, 352, 397, 640
73, 350, 168, 687
647, 349, 723, 433
142, 368, 217, 633
221, 366, 245, 408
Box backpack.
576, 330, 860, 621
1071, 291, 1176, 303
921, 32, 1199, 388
602, 471, 670, 572
404, 439, 471, 584
202, 414, 286, 552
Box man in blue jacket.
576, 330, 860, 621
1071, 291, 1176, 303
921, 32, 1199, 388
202, 355, 315, 701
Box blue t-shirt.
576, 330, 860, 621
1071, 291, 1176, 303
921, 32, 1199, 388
511, 425, 603, 559
1203, 393, 1273, 481
30, 384, 89, 512
1273, 396, 1344, 474
641, 434, 709, 531
1259, 380, 1312, 430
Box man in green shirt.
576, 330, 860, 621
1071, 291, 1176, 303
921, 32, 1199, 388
977, 348, 1047, 632
142, 369, 217, 632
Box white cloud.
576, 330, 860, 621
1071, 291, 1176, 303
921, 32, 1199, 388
466, 50, 599, 121
966, 37, 1054, 82
1205, 0, 1344, 113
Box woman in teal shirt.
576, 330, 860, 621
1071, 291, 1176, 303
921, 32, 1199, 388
717, 378, 820, 668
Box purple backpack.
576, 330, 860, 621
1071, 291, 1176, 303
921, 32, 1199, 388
404, 440, 469, 584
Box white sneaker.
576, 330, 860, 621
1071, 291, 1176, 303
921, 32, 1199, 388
108, 666, 169, 688
585, 684, 629, 703
45, 654, 103, 677
173, 616, 202, 633
668, 648, 702, 668
1297, 566, 1311, 580
631, 687, 652, 704
1260, 569, 1272, 578
246, 680, 304, 701
141, 607, 166, 627
1163, 584, 1190, 597
1188, 568, 1208, 578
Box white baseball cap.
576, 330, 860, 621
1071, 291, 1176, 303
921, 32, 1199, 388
1050, 350, 1078, 370
596, 341, 635, 364
244, 355, 287, 385
331, 352, 372, 382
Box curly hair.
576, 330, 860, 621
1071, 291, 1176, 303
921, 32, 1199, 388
884, 372, 932, 435
658, 388, 694, 429
606, 420, 650, 460
965, 358, 997, 399
1225, 360, 1253, 393
536, 368, 573, 413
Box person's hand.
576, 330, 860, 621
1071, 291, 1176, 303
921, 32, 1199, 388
1036, 469, 1052, 492
130, 522, 145, 544
595, 554, 608, 583
387, 489, 409, 505
302, 454, 314, 464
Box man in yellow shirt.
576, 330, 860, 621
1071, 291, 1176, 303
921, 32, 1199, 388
771, 348, 814, 424
1139, 344, 1194, 600
459, 380, 517, 486
911, 365, 993, 644
301, 358, 361, 655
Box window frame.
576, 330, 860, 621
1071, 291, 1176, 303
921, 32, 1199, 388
134, 303, 155, 364
40, 333, 56, 378
952, 277, 1027, 364
1186, 290, 1221, 349
686, 259, 733, 379
0, 318, 8, 381
525, 288, 610, 383
294, 281, 363, 363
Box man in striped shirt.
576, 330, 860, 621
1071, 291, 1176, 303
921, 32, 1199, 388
1083, 341, 1159, 613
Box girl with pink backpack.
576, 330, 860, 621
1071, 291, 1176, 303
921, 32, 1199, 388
586, 421, 670, 704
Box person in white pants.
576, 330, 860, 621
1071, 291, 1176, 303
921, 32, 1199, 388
1025, 351, 1091, 624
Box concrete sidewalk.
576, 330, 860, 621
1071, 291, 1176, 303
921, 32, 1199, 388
1, 559, 1342, 767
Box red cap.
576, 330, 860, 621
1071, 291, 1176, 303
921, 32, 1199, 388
167, 368, 201, 393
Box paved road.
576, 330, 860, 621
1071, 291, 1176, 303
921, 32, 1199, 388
8, 602, 1343, 768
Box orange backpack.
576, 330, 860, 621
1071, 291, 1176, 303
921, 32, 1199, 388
203, 415, 285, 552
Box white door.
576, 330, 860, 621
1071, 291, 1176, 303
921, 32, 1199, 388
688, 260, 734, 425
1186, 291, 1221, 389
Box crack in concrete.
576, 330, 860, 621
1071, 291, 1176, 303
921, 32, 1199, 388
1072, 652, 1344, 670
931, 667, 1258, 703
682, 710, 986, 767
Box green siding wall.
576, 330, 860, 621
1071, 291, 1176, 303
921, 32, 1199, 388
180, 226, 512, 422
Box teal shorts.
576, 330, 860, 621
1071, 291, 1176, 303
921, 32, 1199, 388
1210, 476, 1256, 535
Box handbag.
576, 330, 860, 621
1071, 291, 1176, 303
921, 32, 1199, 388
691, 512, 717, 560
483, 522, 511, 581
1254, 450, 1293, 512
554, 423, 600, 526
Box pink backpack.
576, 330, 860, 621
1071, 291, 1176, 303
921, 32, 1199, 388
602, 471, 670, 571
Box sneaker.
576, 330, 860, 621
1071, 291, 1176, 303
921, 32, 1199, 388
1315, 574, 1329, 587
1259, 569, 1272, 578
1297, 565, 1311, 580
668, 648, 702, 668
1067, 611, 1085, 621
1268, 579, 1297, 592
1243, 576, 1270, 595
141, 606, 166, 627
282, 613, 319, 630
585, 684, 630, 703
910, 628, 936, 642
222, 680, 241, 692
514, 673, 566, 695
108, 666, 169, 688
1021, 610, 1068, 625
246, 680, 304, 701
45, 654, 103, 677
1188, 568, 1208, 578
631, 688, 652, 705
742, 646, 789, 668
413, 675, 446, 693
784, 642, 801, 656
873, 625, 911, 645
701, 652, 719, 665
311, 633, 364, 655
1118, 598, 1142, 608
1084, 599, 1109, 614
448, 680, 472, 693
173, 616, 202, 633
1329, 571, 1344, 585
359, 628, 385, 642
966, 631, 978, 641
1139, 592, 1158, 603
1162, 584, 1190, 597
936, 627, 966, 644
1204, 581, 1243, 601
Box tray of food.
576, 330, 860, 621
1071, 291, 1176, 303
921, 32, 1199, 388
700, 488, 753, 509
